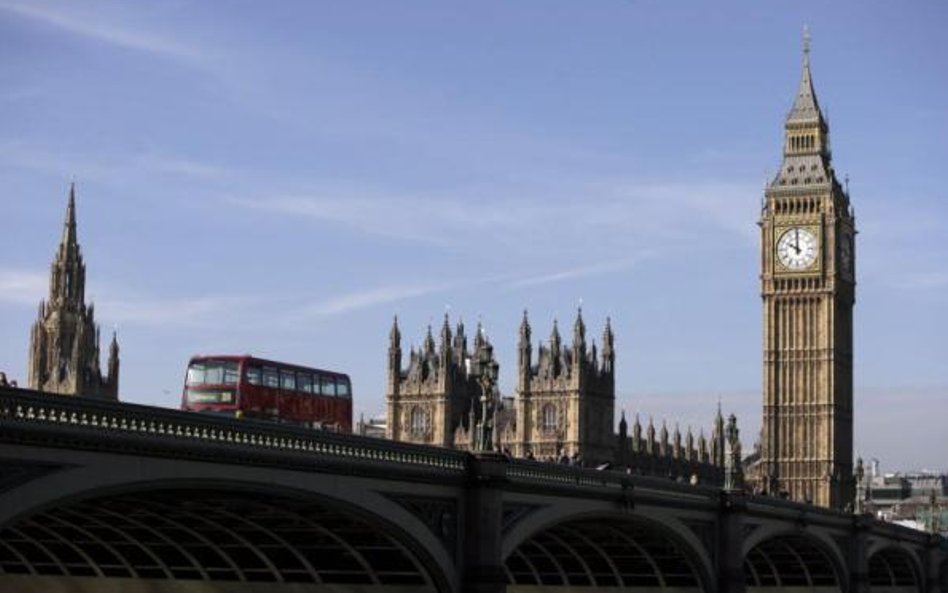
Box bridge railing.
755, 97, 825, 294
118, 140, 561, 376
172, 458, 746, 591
0, 386, 467, 473
506, 457, 719, 501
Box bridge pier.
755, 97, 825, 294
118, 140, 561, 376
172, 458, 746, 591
849, 517, 870, 593
462, 452, 508, 593
926, 535, 943, 593
718, 491, 747, 593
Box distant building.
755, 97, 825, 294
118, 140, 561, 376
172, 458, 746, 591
355, 414, 387, 439
904, 472, 948, 497
856, 462, 948, 535
27, 184, 119, 400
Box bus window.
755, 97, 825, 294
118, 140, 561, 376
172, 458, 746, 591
297, 373, 314, 394
337, 380, 351, 399
205, 364, 224, 385
280, 369, 296, 391
263, 367, 279, 388
223, 362, 240, 384
187, 360, 238, 385
186, 362, 206, 385
320, 376, 336, 397
246, 366, 262, 385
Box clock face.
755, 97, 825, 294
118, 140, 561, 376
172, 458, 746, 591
776, 227, 818, 270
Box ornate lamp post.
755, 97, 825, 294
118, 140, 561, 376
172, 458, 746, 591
470, 343, 499, 453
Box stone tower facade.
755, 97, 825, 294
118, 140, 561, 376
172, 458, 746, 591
387, 311, 737, 484
757, 33, 855, 509
28, 184, 120, 400
512, 309, 615, 465
385, 315, 497, 448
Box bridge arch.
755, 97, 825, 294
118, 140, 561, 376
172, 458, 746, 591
503, 510, 714, 592
743, 529, 846, 592
866, 546, 922, 593
0, 468, 457, 593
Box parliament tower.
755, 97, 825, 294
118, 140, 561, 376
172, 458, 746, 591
758, 32, 855, 509
513, 309, 615, 465
27, 184, 120, 400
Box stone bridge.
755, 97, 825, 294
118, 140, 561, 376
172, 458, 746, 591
0, 385, 944, 593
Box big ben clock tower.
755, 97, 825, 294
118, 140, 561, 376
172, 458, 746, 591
758, 30, 855, 510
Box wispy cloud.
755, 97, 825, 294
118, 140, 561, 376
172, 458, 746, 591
97, 294, 262, 329
0, 0, 206, 65
0, 141, 229, 186
0, 269, 251, 331
298, 282, 459, 318
227, 180, 759, 256
0, 268, 46, 305
507, 258, 650, 289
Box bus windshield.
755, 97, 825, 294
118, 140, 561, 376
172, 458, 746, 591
187, 360, 240, 386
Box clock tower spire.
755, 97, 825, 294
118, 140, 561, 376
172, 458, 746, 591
756, 29, 856, 510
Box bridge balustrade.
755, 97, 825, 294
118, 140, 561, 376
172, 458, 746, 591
0, 386, 466, 473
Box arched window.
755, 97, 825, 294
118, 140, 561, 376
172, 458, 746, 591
410, 406, 428, 436
541, 404, 557, 432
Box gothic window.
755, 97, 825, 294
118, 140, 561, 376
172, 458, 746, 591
541, 404, 557, 433
410, 406, 428, 436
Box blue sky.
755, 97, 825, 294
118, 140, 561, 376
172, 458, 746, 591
1, 1, 945, 471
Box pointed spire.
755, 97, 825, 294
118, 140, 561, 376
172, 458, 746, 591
518, 310, 532, 384
423, 324, 435, 354
107, 330, 120, 389
550, 318, 561, 351
713, 401, 726, 467
646, 416, 656, 455
573, 306, 586, 347
619, 409, 628, 435
61, 182, 78, 251
698, 428, 709, 463
786, 25, 824, 125
440, 313, 452, 349
452, 317, 467, 360
673, 422, 682, 459
389, 315, 401, 348
601, 316, 615, 373
519, 309, 531, 344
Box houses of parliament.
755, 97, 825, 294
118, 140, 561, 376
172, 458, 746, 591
387, 34, 857, 510
21, 35, 856, 510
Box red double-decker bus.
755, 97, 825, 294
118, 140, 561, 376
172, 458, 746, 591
181, 354, 352, 431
